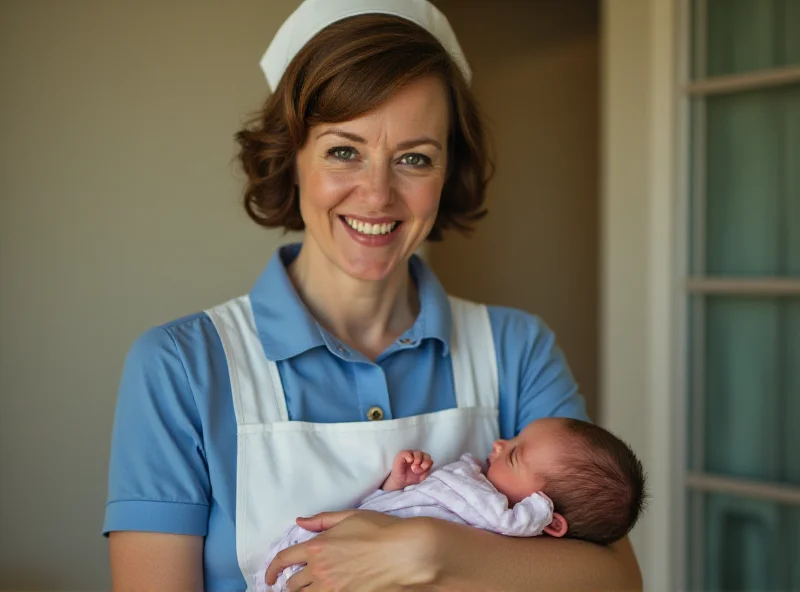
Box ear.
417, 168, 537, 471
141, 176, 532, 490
543, 512, 568, 538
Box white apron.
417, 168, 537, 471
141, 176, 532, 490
206, 295, 500, 590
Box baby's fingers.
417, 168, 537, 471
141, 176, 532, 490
421, 453, 433, 471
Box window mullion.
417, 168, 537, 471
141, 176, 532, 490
687, 472, 800, 505
687, 65, 800, 96
687, 278, 800, 294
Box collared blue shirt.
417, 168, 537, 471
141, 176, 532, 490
104, 243, 588, 591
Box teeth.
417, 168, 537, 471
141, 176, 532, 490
344, 217, 398, 236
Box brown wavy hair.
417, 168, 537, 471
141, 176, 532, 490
235, 14, 493, 241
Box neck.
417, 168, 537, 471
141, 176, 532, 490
288, 242, 419, 359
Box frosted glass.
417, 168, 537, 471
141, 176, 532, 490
695, 297, 800, 485
688, 492, 800, 591
697, 84, 800, 277
693, 0, 800, 78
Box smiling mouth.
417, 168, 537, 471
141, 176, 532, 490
341, 216, 401, 236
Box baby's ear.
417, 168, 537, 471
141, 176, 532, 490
543, 512, 568, 538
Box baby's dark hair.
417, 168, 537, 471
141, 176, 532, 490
545, 419, 647, 546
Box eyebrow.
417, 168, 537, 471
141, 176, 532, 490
398, 137, 443, 151
316, 129, 366, 144
316, 129, 442, 151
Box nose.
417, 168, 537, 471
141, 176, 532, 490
361, 162, 393, 207
492, 440, 506, 456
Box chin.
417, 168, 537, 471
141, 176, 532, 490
338, 255, 403, 283
332, 239, 412, 283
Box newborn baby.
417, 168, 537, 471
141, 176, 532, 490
258, 417, 647, 591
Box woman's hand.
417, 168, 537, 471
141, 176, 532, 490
265, 510, 437, 591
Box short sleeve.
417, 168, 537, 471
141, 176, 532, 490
489, 307, 589, 438
103, 326, 210, 536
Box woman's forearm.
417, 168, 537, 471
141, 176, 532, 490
419, 518, 643, 592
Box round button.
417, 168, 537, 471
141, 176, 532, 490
366, 406, 384, 421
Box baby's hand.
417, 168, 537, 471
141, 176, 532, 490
381, 450, 433, 492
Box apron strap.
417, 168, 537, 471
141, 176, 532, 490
205, 296, 289, 425
448, 296, 499, 410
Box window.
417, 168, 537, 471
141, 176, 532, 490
683, 0, 800, 589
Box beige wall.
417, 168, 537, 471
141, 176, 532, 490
429, 0, 600, 419
0, 1, 624, 590
0, 1, 300, 589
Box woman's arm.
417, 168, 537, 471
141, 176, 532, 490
104, 330, 212, 589
109, 532, 203, 591
271, 510, 641, 592
422, 518, 642, 592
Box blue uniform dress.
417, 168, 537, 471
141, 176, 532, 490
103, 242, 588, 591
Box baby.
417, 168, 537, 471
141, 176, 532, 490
259, 417, 647, 591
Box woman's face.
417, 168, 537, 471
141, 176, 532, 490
294, 75, 450, 282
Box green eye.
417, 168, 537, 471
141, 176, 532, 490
329, 147, 356, 160
399, 153, 432, 167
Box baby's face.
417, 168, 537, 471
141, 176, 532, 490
485, 418, 566, 504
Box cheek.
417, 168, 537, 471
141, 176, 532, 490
487, 465, 506, 487
300, 170, 355, 213
400, 178, 444, 219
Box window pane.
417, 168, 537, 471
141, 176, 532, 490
692, 84, 800, 276
693, 0, 800, 78
689, 296, 800, 484
687, 491, 800, 591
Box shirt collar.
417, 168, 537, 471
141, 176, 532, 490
249, 243, 452, 361
403, 253, 452, 356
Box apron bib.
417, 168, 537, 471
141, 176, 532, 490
206, 295, 500, 590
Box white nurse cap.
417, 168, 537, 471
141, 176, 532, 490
259, 0, 471, 91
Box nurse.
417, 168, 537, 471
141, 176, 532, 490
103, 1, 643, 590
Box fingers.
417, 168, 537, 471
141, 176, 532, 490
286, 566, 314, 591
420, 452, 432, 472
392, 450, 434, 487
409, 451, 433, 474
296, 510, 357, 532
265, 544, 307, 586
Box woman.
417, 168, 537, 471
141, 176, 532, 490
104, 0, 643, 590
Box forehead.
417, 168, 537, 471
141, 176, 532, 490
519, 420, 572, 469
521, 418, 567, 441
315, 75, 450, 138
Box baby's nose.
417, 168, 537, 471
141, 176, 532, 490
492, 440, 506, 454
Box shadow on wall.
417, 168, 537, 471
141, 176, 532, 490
429, 0, 601, 419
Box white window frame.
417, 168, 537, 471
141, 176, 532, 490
678, 0, 800, 589
601, 1, 682, 587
